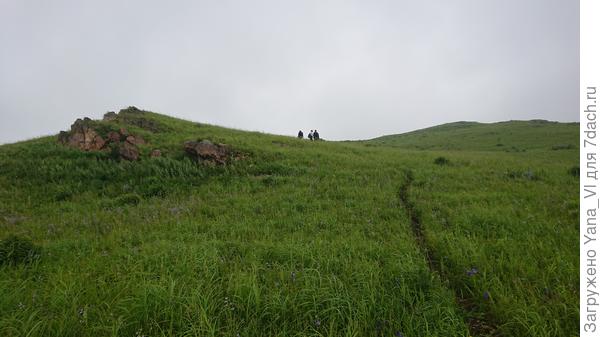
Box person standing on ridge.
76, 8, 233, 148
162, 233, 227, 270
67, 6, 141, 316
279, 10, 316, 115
308, 130, 314, 141
297, 130, 304, 139
313, 130, 320, 141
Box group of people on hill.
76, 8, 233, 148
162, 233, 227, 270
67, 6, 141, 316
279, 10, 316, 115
297, 130, 320, 141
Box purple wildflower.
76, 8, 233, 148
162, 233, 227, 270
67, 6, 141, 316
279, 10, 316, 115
395, 332, 404, 337
483, 291, 490, 300
466, 267, 478, 277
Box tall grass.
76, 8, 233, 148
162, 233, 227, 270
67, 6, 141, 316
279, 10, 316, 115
0, 110, 577, 336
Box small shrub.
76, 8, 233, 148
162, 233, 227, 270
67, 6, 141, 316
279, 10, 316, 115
504, 146, 526, 153
434, 157, 450, 166
0, 235, 41, 265
107, 143, 121, 161
505, 169, 540, 181
404, 168, 414, 182
114, 193, 142, 206
261, 175, 278, 186
143, 181, 168, 198
552, 144, 575, 151
54, 187, 73, 201
568, 166, 580, 177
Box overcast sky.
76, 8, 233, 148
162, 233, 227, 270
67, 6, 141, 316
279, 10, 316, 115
0, 0, 579, 144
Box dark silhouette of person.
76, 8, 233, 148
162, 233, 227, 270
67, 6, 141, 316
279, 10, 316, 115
297, 130, 303, 139
308, 130, 313, 141
313, 130, 320, 140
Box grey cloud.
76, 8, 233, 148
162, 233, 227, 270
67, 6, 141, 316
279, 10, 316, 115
0, 0, 578, 143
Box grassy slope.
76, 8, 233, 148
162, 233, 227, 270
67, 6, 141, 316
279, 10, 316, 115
407, 150, 578, 336
366, 120, 579, 152
366, 120, 579, 336
0, 112, 578, 336
0, 111, 466, 337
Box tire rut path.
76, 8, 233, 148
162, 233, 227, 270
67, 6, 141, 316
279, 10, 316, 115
398, 171, 501, 337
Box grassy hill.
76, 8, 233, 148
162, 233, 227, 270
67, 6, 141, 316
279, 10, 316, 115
0, 109, 579, 337
365, 120, 579, 152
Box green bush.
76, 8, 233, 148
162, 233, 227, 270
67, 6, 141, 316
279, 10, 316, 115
54, 186, 73, 201
113, 193, 142, 206
434, 156, 450, 165
0, 235, 41, 265
143, 180, 168, 198
552, 144, 575, 150
568, 166, 580, 177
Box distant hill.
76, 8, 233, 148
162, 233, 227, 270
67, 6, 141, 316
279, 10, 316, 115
364, 120, 579, 152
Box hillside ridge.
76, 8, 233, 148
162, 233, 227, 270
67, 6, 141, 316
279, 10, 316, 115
363, 119, 579, 152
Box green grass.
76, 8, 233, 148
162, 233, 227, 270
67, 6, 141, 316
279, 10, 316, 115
0, 109, 578, 336
407, 150, 578, 336
365, 120, 578, 152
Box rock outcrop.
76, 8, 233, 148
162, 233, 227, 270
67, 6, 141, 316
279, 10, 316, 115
58, 118, 106, 151
103, 111, 117, 121
109, 106, 168, 133
119, 141, 140, 161
126, 135, 145, 145
184, 140, 231, 165
59, 119, 145, 161
107, 131, 121, 143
